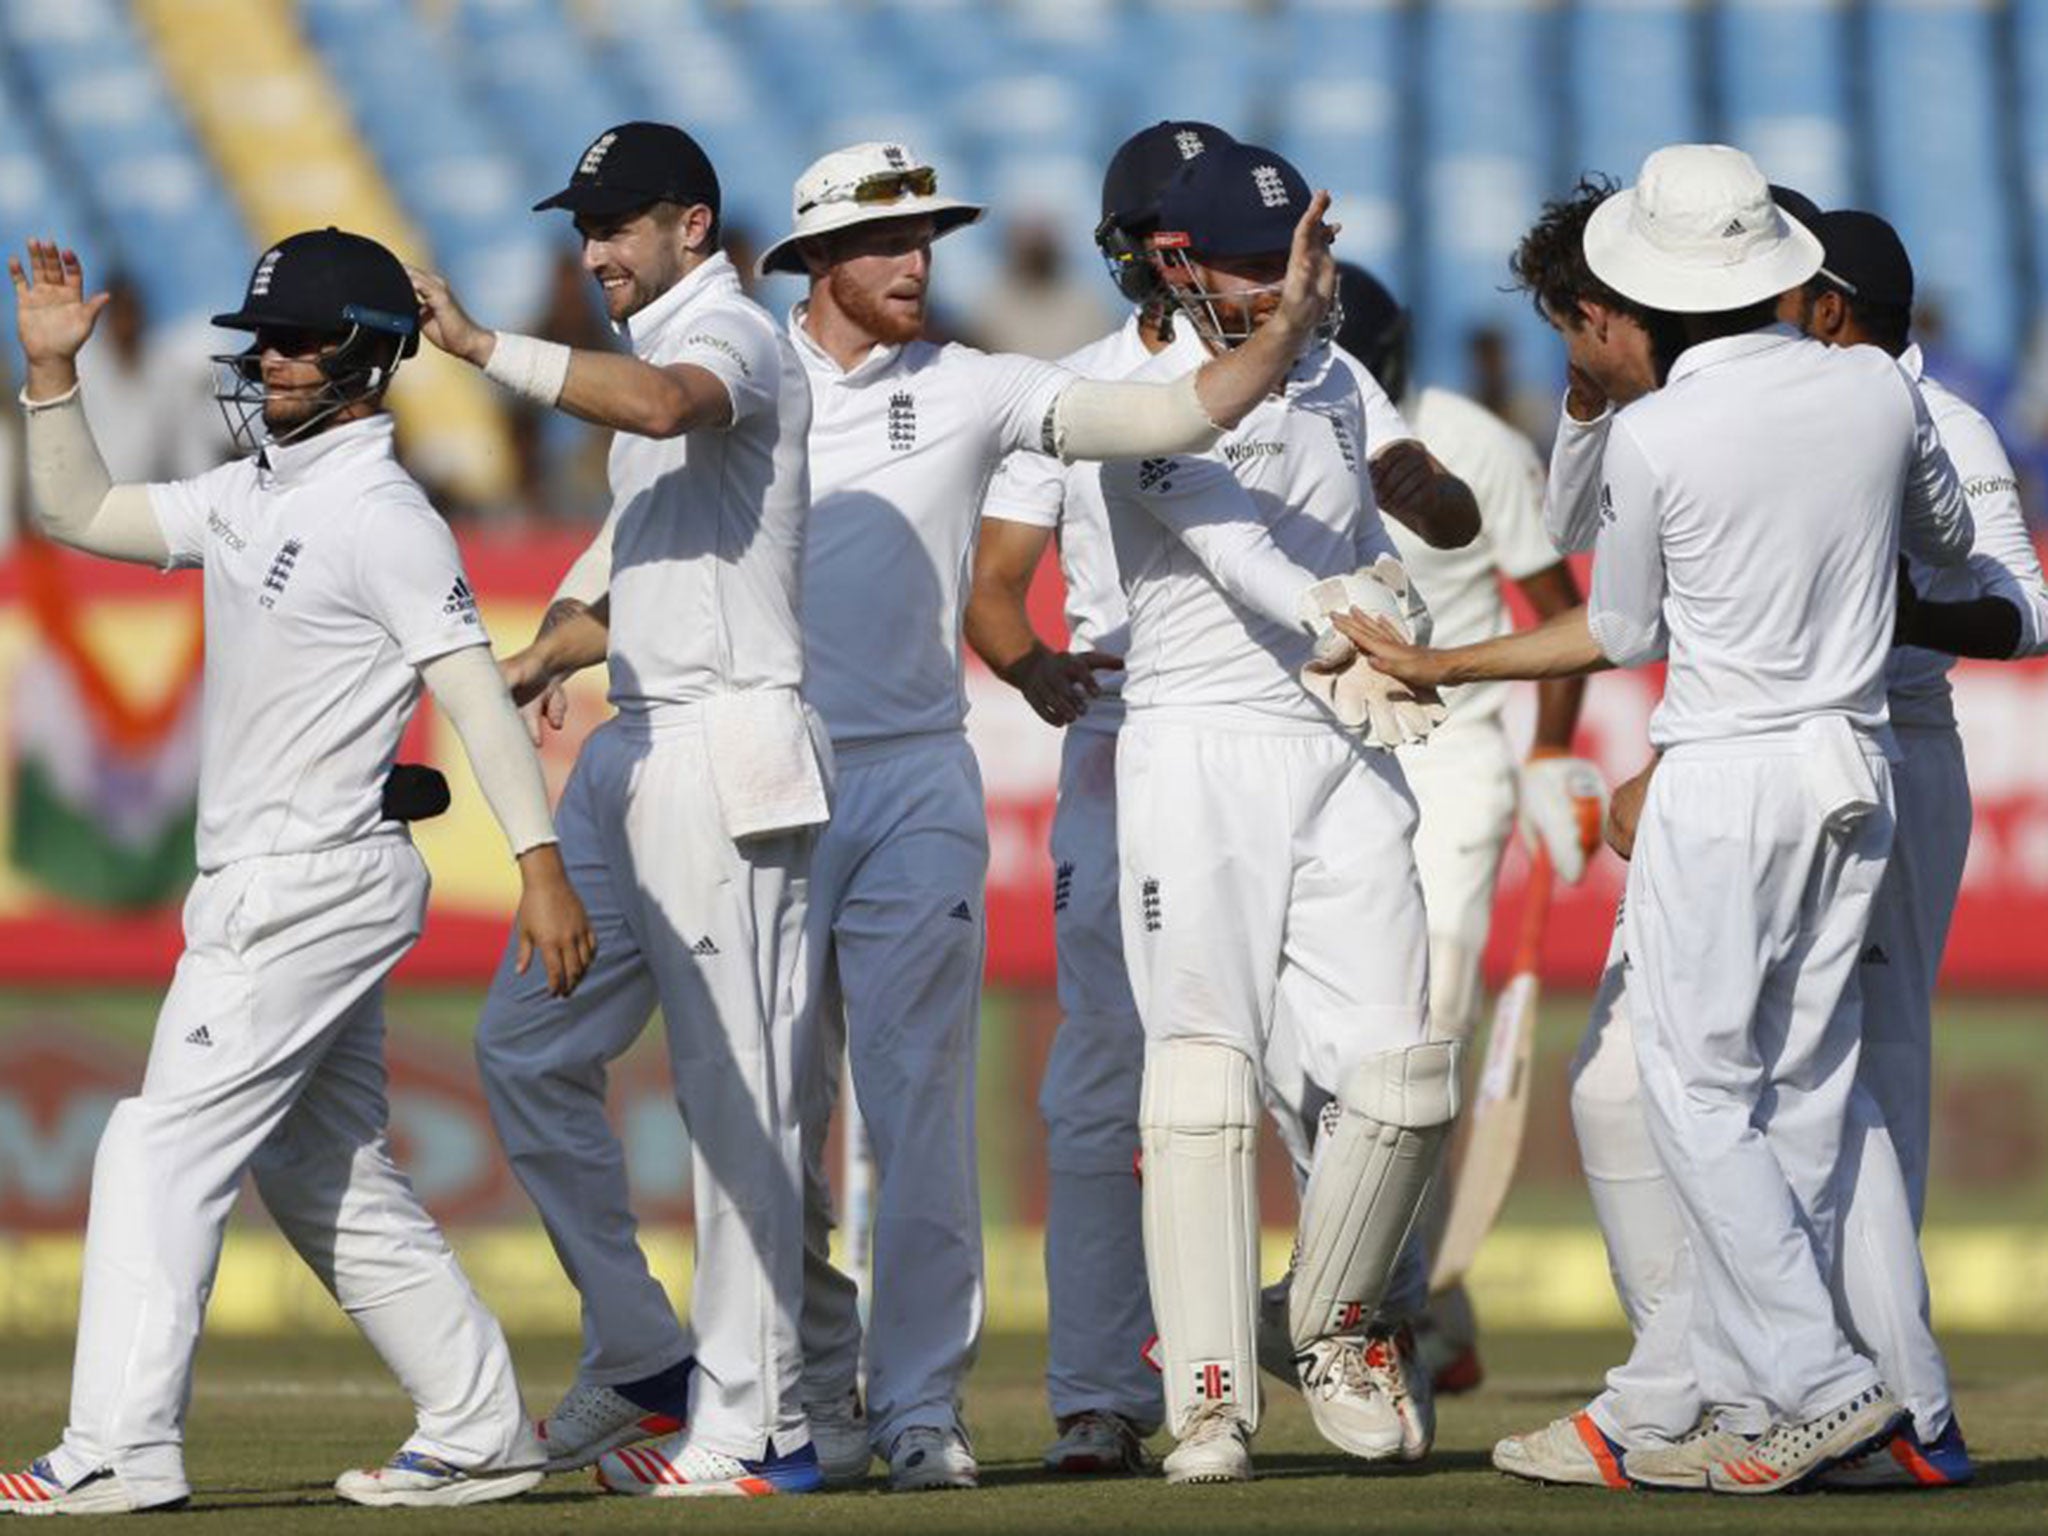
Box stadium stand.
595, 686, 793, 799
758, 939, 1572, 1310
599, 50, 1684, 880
0, 0, 2042, 519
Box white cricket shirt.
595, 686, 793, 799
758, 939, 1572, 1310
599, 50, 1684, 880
1099, 327, 1411, 728
1886, 344, 2048, 729
979, 316, 1153, 735
1544, 393, 1607, 556
1386, 385, 1559, 729
148, 415, 487, 870
1587, 326, 1973, 748
792, 312, 1070, 752
603, 252, 811, 715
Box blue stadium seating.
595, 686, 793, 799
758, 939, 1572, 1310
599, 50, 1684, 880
1864, 0, 2018, 385
299, 0, 553, 328
0, 0, 248, 330
0, 0, 2044, 437
1569, 0, 1704, 184
1415, 0, 1558, 393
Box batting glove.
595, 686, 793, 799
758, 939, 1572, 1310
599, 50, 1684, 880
1517, 750, 1608, 883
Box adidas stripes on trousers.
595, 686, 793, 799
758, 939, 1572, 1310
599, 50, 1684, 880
55, 839, 536, 1506
476, 714, 815, 1459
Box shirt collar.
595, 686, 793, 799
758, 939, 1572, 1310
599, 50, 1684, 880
621, 251, 740, 354
1898, 342, 1925, 382
787, 301, 905, 384
258, 412, 396, 489
1665, 323, 1805, 387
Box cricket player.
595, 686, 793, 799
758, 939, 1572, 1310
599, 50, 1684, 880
3, 230, 593, 1513
1347, 145, 1976, 1495
1496, 200, 2045, 1492
966, 125, 1477, 1476
759, 138, 1341, 1491
1329, 263, 1602, 1393
409, 122, 833, 1497
1091, 141, 1468, 1484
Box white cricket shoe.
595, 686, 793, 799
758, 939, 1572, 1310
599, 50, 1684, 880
1357, 1327, 1434, 1462
1296, 1336, 1403, 1460
887, 1425, 978, 1491
1705, 1384, 1906, 1495
535, 1382, 684, 1472
1492, 1411, 1632, 1489
805, 1389, 874, 1487
1162, 1403, 1253, 1485
594, 1433, 823, 1497
334, 1450, 543, 1508
0, 1458, 187, 1515
1622, 1419, 1756, 1491
1042, 1411, 1150, 1475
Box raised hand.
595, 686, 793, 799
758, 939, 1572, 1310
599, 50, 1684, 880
1276, 190, 1339, 341
8, 240, 110, 396
406, 264, 493, 368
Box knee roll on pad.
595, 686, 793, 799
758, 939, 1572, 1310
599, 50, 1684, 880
1288, 1040, 1461, 1352
1140, 1039, 1261, 1436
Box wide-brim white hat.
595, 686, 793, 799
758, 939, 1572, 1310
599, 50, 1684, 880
757, 141, 984, 277
1584, 144, 1824, 313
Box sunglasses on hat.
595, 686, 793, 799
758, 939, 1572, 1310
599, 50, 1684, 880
798, 166, 940, 216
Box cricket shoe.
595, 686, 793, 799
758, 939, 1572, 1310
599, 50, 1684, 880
1492, 1411, 1632, 1489
1706, 1384, 1907, 1495
534, 1382, 685, 1472
1623, 1419, 1756, 1491
1162, 1403, 1253, 1485
335, 1450, 544, 1508
1358, 1327, 1435, 1462
1042, 1411, 1150, 1475
805, 1388, 874, 1487
595, 1434, 822, 1498
0, 1459, 187, 1515
1820, 1415, 1974, 1489
887, 1425, 978, 1491
1296, 1335, 1403, 1460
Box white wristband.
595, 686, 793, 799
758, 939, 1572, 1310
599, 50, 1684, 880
18, 381, 83, 413
483, 332, 572, 408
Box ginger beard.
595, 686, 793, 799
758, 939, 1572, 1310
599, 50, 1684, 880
827, 260, 926, 345
813, 215, 936, 346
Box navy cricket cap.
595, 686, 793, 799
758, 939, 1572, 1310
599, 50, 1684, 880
534, 121, 720, 221
1153, 142, 1313, 261
1101, 121, 1237, 228
1335, 261, 1409, 394
211, 227, 419, 354
1811, 209, 1915, 308
1770, 184, 1824, 235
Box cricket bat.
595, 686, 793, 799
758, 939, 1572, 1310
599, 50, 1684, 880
1430, 846, 1555, 1295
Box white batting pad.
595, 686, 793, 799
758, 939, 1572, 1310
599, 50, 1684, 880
1288, 1041, 1461, 1352
1140, 1039, 1263, 1438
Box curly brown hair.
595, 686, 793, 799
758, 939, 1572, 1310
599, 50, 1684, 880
1508, 174, 1646, 328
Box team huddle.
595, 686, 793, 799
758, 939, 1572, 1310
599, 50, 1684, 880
6, 109, 2042, 1513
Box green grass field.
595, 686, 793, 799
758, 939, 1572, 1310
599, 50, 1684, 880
1, 1331, 2043, 1532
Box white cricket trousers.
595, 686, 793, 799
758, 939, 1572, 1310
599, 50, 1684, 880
1576, 740, 1961, 1444
1117, 715, 1430, 1126
1624, 737, 1891, 1433
54, 839, 535, 1506
797, 733, 989, 1450
1039, 724, 1160, 1429
476, 714, 814, 1458
1395, 719, 1518, 1332
1858, 724, 1969, 1221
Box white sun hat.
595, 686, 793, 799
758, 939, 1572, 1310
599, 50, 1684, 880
1583, 144, 1824, 313
757, 141, 984, 277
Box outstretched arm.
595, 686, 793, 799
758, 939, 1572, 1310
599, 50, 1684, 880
1050, 192, 1339, 461
1339, 602, 1611, 689
409, 266, 737, 439
10, 240, 168, 565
